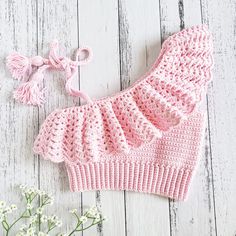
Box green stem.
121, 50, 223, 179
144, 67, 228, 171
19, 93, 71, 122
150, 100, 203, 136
77, 219, 104, 232
67, 229, 77, 236
5, 210, 28, 236
46, 225, 56, 233
67, 218, 105, 236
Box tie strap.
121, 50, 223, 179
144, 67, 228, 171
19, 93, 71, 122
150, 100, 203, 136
6, 40, 93, 106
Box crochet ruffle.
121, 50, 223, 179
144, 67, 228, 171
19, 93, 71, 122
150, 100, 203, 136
33, 25, 213, 165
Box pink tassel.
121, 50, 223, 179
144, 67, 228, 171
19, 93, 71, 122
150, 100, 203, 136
6, 52, 32, 80
13, 72, 46, 106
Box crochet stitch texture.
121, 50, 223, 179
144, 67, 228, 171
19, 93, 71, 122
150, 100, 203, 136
33, 25, 213, 200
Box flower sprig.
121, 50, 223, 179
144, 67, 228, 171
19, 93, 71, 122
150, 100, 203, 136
66, 207, 106, 236
0, 185, 106, 236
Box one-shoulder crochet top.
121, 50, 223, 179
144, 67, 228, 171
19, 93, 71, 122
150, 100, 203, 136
30, 25, 213, 201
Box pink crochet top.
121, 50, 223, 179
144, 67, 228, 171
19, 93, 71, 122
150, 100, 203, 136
13, 25, 213, 201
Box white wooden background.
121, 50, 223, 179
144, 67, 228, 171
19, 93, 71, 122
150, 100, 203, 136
0, 0, 235, 235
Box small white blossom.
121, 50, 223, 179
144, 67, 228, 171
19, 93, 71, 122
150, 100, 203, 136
47, 195, 54, 205
19, 184, 27, 190
26, 227, 36, 235
27, 203, 33, 210
94, 212, 101, 220
16, 232, 25, 236
5, 206, 12, 214
36, 207, 43, 214
10, 204, 17, 210
69, 209, 77, 214
41, 215, 48, 222
0, 201, 6, 208
55, 220, 62, 227
27, 187, 36, 195
47, 199, 53, 205
38, 232, 48, 236
37, 190, 46, 196
50, 214, 59, 222
79, 216, 88, 223
29, 215, 38, 224
0, 215, 4, 222
87, 206, 98, 217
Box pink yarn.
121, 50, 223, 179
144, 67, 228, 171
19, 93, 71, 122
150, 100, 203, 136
7, 40, 93, 105
6, 52, 32, 80
13, 70, 46, 106
33, 25, 213, 200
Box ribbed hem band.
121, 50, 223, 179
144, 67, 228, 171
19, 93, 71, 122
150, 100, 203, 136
66, 161, 195, 201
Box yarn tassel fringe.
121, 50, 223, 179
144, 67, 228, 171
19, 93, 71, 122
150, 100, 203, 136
6, 52, 32, 80
13, 72, 46, 106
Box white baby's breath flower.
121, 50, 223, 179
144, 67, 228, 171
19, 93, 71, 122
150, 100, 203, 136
47, 195, 54, 205
26, 227, 36, 235
37, 190, 46, 196
69, 209, 77, 214
0, 201, 6, 208
79, 216, 88, 223
16, 232, 25, 236
27, 187, 36, 195
19, 184, 27, 189
5, 206, 12, 214
10, 204, 17, 210
38, 232, 48, 236
87, 206, 98, 217
0, 215, 4, 222
29, 215, 37, 224
50, 214, 58, 222
36, 207, 43, 215
94, 212, 101, 220
27, 203, 33, 210
47, 199, 54, 205
41, 215, 48, 222
55, 220, 62, 227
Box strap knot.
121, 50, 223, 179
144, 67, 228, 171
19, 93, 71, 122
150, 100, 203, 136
6, 40, 93, 106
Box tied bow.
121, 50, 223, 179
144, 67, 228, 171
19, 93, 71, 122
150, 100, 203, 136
6, 40, 93, 106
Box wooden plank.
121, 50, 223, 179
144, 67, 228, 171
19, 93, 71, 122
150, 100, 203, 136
201, 0, 236, 235
78, 1, 126, 236
0, 1, 235, 235
159, 0, 217, 235
0, 0, 38, 235
37, 0, 82, 233
118, 1, 171, 235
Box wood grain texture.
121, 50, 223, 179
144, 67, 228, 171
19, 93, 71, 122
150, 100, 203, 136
159, 1, 217, 236
0, 0, 235, 235
201, 0, 236, 235
0, 0, 38, 234
37, 0, 82, 233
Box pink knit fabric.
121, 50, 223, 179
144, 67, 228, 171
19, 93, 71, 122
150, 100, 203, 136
33, 25, 213, 200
